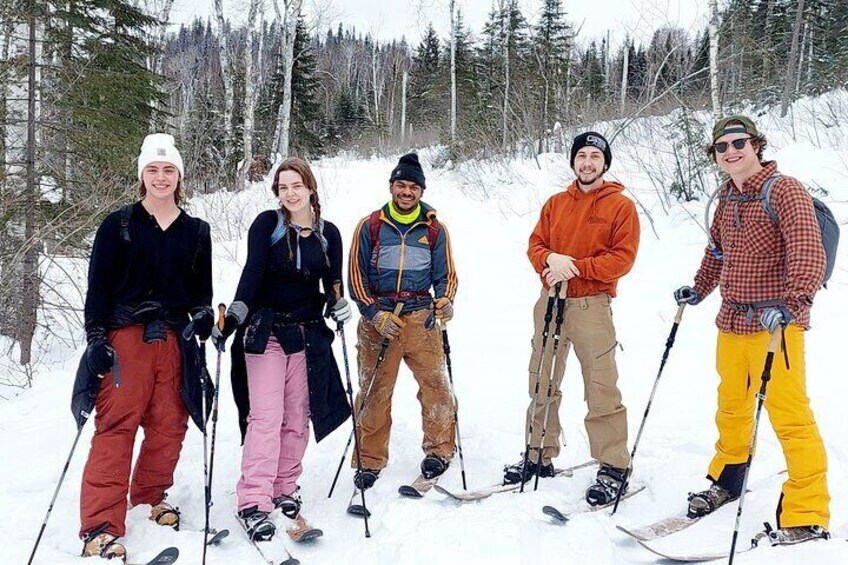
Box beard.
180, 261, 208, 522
577, 169, 602, 187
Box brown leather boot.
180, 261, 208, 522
81, 531, 127, 562
149, 500, 181, 530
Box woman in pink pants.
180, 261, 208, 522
213, 158, 351, 541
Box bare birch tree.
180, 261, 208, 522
213, 0, 235, 170
273, 0, 303, 161
237, 0, 262, 191
449, 0, 457, 145
709, 0, 721, 118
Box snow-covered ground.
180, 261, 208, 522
3, 97, 848, 564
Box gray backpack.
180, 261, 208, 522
707, 174, 839, 286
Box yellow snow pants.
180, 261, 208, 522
708, 326, 829, 528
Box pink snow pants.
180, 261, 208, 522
236, 337, 310, 513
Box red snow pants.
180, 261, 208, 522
79, 326, 188, 537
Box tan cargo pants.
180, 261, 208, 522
524, 289, 629, 469
353, 309, 456, 470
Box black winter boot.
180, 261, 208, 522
502, 457, 555, 485
421, 455, 450, 479
238, 505, 276, 541
273, 487, 302, 519
353, 468, 381, 490
585, 465, 628, 506
687, 483, 737, 518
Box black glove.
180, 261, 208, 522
86, 338, 115, 376
189, 306, 215, 341
211, 301, 248, 349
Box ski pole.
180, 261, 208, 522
519, 283, 559, 493
440, 321, 467, 490
337, 320, 372, 538
728, 328, 782, 565
200, 338, 211, 564
533, 281, 568, 491
27, 422, 87, 565
328, 301, 405, 499
203, 303, 227, 559
611, 303, 686, 515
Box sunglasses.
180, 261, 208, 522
714, 138, 752, 153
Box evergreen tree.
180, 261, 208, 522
408, 22, 442, 131
532, 0, 572, 127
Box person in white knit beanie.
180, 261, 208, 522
137, 133, 185, 204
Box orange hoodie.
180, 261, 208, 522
528, 180, 640, 298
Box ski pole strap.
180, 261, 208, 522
727, 299, 784, 323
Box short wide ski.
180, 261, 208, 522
435, 459, 597, 502
618, 535, 757, 563
542, 485, 647, 524
128, 547, 179, 565
398, 475, 440, 498
206, 528, 229, 546
346, 486, 371, 518
236, 513, 300, 565
286, 514, 323, 543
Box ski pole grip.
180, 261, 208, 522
393, 301, 405, 316
217, 303, 226, 330
548, 284, 558, 298
558, 281, 568, 299
674, 303, 686, 324
767, 327, 781, 353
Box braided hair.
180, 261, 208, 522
270, 157, 329, 267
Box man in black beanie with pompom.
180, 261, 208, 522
348, 153, 459, 490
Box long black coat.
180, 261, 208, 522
230, 318, 351, 444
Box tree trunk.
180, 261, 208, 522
781, 0, 806, 117
236, 0, 261, 191
213, 0, 234, 167
150, 0, 175, 131
401, 70, 407, 143
274, 0, 303, 161
449, 0, 456, 146
20, 0, 41, 367
763, 0, 775, 79
708, 0, 721, 117
620, 39, 629, 112
501, 1, 510, 152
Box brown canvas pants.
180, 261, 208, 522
524, 290, 629, 469
353, 309, 455, 470
79, 326, 189, 537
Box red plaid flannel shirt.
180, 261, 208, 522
692, 161, 825, 334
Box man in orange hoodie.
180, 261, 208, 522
503, 132, 640, 506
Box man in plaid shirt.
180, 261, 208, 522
674, 116, 830, 545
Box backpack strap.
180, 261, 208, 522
119, 204, 133, 243
271, 209, 287, 246
191, 219, 209, 273
760, 174, 784, 224
426, 216, 441, 252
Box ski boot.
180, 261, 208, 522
81, 525, 127, 562
753, 522, 830, 547
421, 455, 450, 479
150, 499, 181, 530
502, 456, 555, 485
687, 482, 736, 518
238, 505, 276, 541
273, 487, 303, 519
354, 468, 381, 490
585, 465, 628, 506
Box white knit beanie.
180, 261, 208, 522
137, 133, 184, 180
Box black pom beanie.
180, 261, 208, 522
570, 132, 612, 170
389, 153, 426, 189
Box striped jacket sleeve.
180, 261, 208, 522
348, 215, 379, 318
432, 222, 458, 302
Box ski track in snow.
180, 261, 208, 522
3, 100, 848, 564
